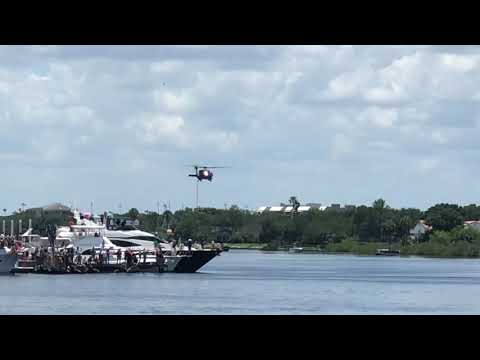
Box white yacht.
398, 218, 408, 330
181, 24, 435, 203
55, 211, 183, 272
0, 247, 17, 274
17, 210, 221, 273
103, 223, 222, 273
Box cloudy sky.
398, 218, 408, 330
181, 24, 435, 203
0, 45, 479, 213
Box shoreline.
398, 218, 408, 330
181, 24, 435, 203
227, 243, 480, 259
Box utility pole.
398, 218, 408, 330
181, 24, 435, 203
155, 200, 160, 233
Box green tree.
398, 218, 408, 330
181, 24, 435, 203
396, 215, 413, 242
373, 198, 387, 210
382, 219, 396, 241
127, 208, 140, 220
289, 196, 300, 217
425, 204, 463, 232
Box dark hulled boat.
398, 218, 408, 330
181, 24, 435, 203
174, 249, 221, 273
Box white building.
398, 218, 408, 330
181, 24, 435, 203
409, 220, 432, 241
464, 220, 480, 232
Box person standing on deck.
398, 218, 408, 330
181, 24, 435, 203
125, 249, 131, 268
156, 246, 164, 270
116, 249, 122, 264
187, 239, 193, 255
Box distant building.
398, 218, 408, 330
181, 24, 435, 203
464, 220, 480, 232
409, 220, 432, 241
326, 204, 342, 212
283, 206, 294, 213
255, 202, 359, 214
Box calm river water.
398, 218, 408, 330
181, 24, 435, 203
1, 250, 480, 314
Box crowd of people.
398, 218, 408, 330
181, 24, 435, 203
16, 243, 168, 273
0, 234, 17, 249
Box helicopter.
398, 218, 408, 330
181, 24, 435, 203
186, 164, 230, 209
187, 165, 229, 182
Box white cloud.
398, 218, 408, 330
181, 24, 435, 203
0, 45, 479, 210
132, 114, 187, 147
323, 67, 375, 99
202, 130, 239, 152
431, 130, 449, 145
331, 133, 354, 159
441, 54, 477, 72
368, 141, 393, 150
357, 107, 398, 128
150, 60, 185, 73
152, 90, 197, 113
418, 158, 440, 174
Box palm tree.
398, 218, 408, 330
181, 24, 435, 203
289, 196, 300, 218
373, 199, 387, 241
398, 216, 412, 245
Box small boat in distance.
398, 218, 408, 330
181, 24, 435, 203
289, 245, 304, 253
376, 248, 400, 256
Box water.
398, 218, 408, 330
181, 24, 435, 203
2, 250, 480, 314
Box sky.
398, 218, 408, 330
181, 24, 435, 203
0, 45, 479, 213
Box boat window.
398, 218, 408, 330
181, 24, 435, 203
125, 236, 153, 241
110, 240, 142, 247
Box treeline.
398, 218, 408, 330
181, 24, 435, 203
0, 211, 71, 236
135, 200, 479, 242
4, 199, 480, 257
131, 199, 480, 257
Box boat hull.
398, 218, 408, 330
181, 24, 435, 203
173, 250, 220, 273
0, 251, 17, 274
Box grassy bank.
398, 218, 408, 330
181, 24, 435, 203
318, 238, 480, 258
227, 243, 268, 250
227, 238, 480, 258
